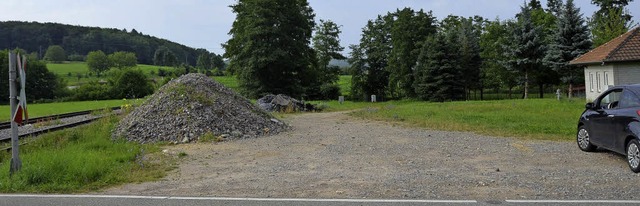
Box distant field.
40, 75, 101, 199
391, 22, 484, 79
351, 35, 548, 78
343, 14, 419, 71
212, 76, 240, 91
47, 62, 353, 96
338, 75, 351, 97
47, 62, 173, 86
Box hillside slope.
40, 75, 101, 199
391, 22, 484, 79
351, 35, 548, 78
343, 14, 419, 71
0, 21, 217, 65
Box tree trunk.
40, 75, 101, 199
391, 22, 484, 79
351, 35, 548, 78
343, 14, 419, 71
523, 71, 529, 99
539, 83, 544, 99
480, 88, 484, 101
568, 84, 573, 99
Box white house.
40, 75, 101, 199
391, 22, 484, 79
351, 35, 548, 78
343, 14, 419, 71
570, 27, 640, 101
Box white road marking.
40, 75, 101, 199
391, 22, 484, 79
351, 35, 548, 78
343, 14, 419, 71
507, 200, 640, 204
0, 194, 477, 203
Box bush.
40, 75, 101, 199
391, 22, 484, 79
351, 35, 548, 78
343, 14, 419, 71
68, 54, 86, 62
71, 82, 112, 101
110, 69, 154, 99
319, 83, 341, 100
158, 68, 167, 77
44, 45, 66, 63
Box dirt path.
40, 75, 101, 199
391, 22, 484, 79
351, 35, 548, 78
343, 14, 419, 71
100, 112, 640, 200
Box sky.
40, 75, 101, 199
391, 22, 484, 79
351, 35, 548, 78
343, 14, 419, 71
1, 0, 639, 56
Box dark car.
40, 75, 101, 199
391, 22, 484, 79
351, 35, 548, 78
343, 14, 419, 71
577, 84, 640, 173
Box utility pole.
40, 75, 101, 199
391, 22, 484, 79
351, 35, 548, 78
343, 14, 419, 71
8, 52, 22, 175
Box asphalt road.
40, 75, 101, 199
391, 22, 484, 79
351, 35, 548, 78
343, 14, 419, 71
1, 195, 639, 206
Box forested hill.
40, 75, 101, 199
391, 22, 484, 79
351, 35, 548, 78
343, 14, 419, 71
0, 21, 214, 65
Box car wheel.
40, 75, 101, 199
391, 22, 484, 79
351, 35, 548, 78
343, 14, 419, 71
577, 126, 596, 152
627, 139, 640, 173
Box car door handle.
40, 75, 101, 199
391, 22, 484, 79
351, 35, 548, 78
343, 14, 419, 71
608, 115, 615, 118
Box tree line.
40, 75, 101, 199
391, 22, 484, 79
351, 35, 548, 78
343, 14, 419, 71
225, 0, 635, 101
349, 0, 634, 101
0, 21, 222, 67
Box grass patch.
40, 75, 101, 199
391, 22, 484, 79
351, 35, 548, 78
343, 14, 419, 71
345, 99, 585, 141
0, 115, 172, 193
212, 76, 239, 91
47, 62, 173, 86
338, 75, 351, 97
309, 100, 373, 112
0, 99, 137, 121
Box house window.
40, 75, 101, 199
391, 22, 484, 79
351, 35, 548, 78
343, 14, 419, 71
604, 72, 609, 88
596, 72, 601, 92
589, 73, 594, 92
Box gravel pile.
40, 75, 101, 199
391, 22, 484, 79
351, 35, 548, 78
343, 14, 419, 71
112, 73, 288, 144
257, 94, 318, 112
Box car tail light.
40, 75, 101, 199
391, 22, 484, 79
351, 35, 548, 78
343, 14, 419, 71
637, 110, 640, 116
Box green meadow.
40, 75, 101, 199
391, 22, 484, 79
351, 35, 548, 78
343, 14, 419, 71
341, 98, 585, 141
47, 62, 174, 86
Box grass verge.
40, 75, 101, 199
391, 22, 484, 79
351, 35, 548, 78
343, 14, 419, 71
0, 114, 173, 193
319, 98, 585, 141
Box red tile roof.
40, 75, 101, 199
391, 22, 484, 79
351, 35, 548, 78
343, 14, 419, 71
570, 27, 640, 65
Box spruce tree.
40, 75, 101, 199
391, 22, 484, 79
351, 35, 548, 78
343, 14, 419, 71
387, 8, 437, 99
547, 0, 564, 15
223, 0, 316, 98
414, 32, 464, 102
544, 0, 592, 98
505, 3, 547, 99
457, 16, 483, 100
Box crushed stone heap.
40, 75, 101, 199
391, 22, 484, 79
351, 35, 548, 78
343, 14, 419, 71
257, 94, 319, 112
112, 73, 288, 144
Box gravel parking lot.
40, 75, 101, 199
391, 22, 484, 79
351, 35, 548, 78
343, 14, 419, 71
101, 111, 640, 200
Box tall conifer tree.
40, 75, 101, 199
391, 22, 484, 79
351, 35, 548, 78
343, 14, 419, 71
544, 0, 592, 98
505, 3, 547, 99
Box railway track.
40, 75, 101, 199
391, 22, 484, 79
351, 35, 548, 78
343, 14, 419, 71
0, 106, 120, 130
0, 107, 121, 147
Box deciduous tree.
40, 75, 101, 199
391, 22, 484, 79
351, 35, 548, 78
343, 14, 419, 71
86, 50, 110, 75
349, 15, 392, 101
590, 5, 635, 47
312, 19, 345, 84
153, 46, 178, 67
224, 0, 316, 98
481, 19, 519, 98
44, 45, 66, 62
108, 51, 137, 69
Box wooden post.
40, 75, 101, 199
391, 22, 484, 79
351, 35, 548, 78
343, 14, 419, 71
9, 52, 22, 175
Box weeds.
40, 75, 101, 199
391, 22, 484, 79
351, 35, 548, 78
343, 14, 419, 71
0, 115, 170, 193
199, 132, 224, 143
